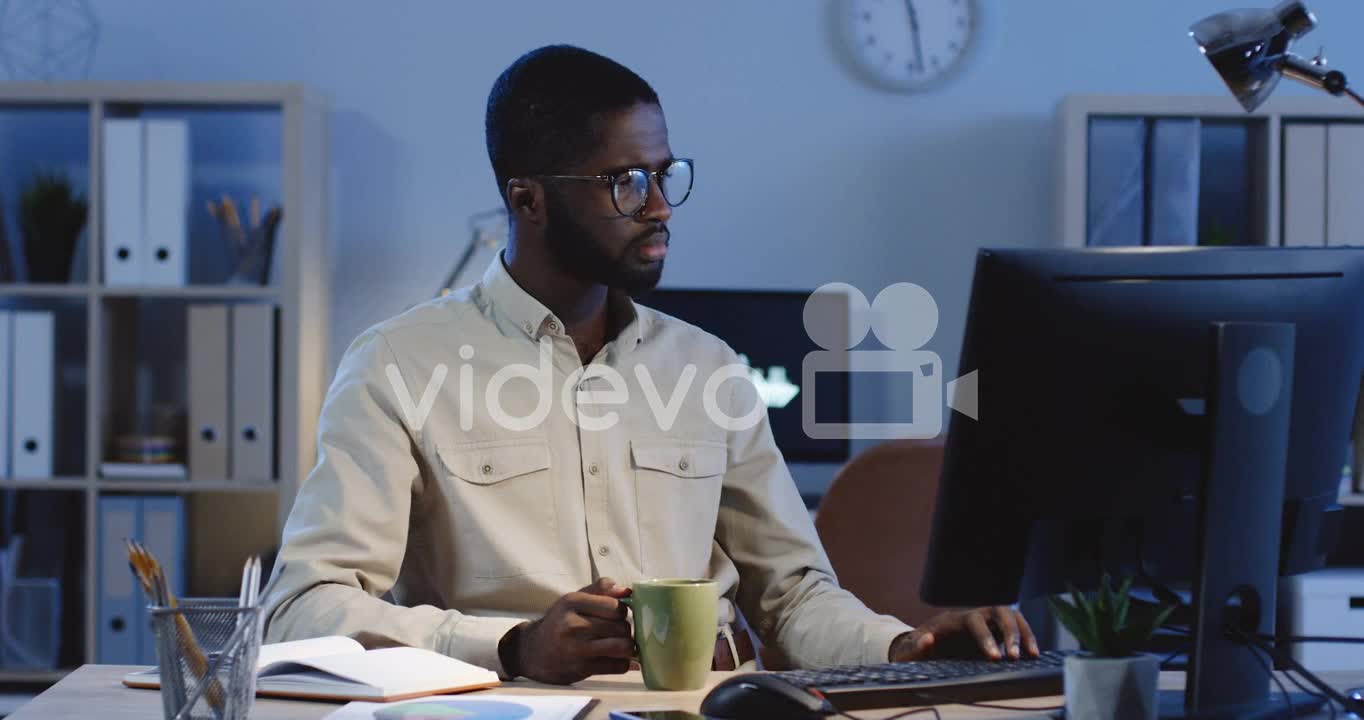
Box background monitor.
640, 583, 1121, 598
640, 288, 850, 464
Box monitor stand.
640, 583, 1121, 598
1161, 322, 1323, 719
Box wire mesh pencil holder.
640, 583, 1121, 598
149, 599, 262, 720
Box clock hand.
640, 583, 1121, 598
904, 0, 924, 71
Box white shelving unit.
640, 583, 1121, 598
1056, 93, 1364, 506
0, 82, 330, 681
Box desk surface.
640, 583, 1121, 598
9, 666, 1364, 719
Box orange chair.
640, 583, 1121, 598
748, 439, 947, 670
814, 439, 947, 627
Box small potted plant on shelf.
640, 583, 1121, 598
19, 170, 87, 283
1048, 574, 1175, 720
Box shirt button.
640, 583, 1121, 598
678, 459, 689, 471
598, 545, 611, 557
524, 321, 533, 333
481, 464, 493, 474
588, 463, 599, 475
548, 320, 559, 332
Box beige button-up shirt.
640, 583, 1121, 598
263, 255, 910, 675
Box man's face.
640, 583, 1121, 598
542, 102, 674, 296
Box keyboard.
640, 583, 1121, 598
771, 650, 1073, 711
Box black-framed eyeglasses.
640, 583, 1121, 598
538, 158, 693, 218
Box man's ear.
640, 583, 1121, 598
505, 178, 547, 225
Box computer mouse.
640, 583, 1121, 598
700, 673, 835, 720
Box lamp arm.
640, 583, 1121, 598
437, 208, 509, 297
1280, 53, 1364, 107
438, 238, 483, 296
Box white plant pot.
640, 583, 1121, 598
1064, 653, 1159, 720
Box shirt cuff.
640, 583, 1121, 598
443, 615, 528, 678
868, 619, 915, 665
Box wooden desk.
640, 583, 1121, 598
8, 666, 1364, 719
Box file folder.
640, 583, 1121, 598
10, 312, 53, 479
137, 496, 185, 665
97, 496, 141, 664
0, 311, 9, 478
1147, 119, 1201, 247
1086, 117, 1146, 247
1327, 124, 1364, 247
188, 305, 230, 480
142, 119, 189, 286
231, 304, 275, 482
102, 119, 144, 286
1283, 124, 1327, 247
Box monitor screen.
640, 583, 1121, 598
639, 288, 850, 463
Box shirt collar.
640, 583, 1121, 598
480, 251, 556, 341
479, 251, 649, 351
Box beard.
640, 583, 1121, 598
543, 190, 666, 297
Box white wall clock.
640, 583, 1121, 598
841, 0, 978, 92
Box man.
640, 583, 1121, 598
263, 44, 1037, 685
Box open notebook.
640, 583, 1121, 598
123, 636, 500, 702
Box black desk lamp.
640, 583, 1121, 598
1190, 0, 1364, 111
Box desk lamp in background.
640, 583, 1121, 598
437, 208, 508, 297
1190, 0, 1364, 111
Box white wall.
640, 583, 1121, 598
82, 0, 1364, 463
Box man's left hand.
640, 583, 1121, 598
889, 607, 1039, 662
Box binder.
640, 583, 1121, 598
1086, 117, 1147, 247
102, 119, 144, 286
10, 312, 53, 479
142, 119, 189, 286
1147, 119, 1201, 246
137, 496, 185, 665
231, 304, 275, 482
97, 496, 141, 664
1283, 124, 1327, 247
1327, 124, 1364, 247
0, 311, 9, 478
188, 305, 230, 480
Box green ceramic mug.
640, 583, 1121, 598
619, 578, 719, 691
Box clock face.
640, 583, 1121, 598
843, 0, 977, 92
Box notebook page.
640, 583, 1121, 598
324, 695, 593, 720
256, 636, 365, 673
263, 646, 496, 693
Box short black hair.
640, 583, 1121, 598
485, 45, 660, 204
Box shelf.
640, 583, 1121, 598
0, 478, 88, 491
0, 285, 92, 298
96, 480, 279, 493
0, 81, 314, 106
0, 79, 329, 674
0, 285, 280, 300
99, 286, 278, 300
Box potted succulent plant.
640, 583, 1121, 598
1048, 575, 1175, 720
19, 170, 88, 283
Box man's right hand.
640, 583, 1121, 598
502, 577, 634, 685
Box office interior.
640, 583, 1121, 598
1, 0, 1364, 717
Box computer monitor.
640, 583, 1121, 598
921, 247, 1364, 718
639, 288, 850, 463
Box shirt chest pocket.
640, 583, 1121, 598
436, 439, 560, 579
631, 439, 727, 578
